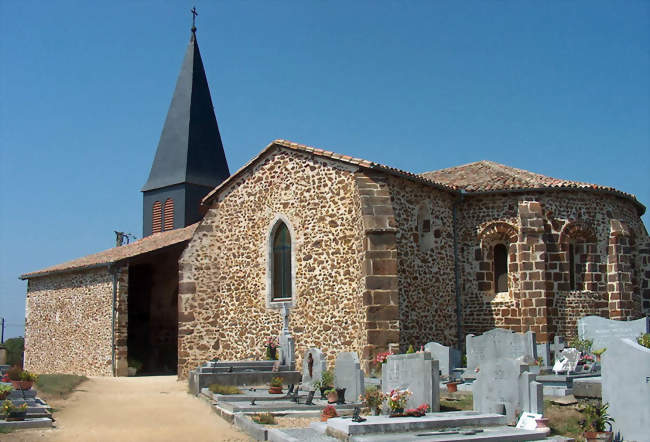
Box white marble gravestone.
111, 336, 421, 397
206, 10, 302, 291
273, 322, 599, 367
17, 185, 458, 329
466, 328, 537, 371
334, 352, 364, 403
578, 316, 649, 352
473, 358, 542, 425
602, 338, 650, 442
424, 342, 461, 378
302, 348, 326, 390
382, 352, 440, 411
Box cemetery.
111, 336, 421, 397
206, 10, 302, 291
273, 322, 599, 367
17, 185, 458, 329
181, 311, 650, 442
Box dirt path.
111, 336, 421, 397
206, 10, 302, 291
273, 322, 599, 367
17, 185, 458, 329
4, 376, 250, 442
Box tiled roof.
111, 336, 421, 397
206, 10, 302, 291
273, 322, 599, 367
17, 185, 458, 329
21, 224, 197, 279
202, 139, 457, 204
421, 160, 643, 208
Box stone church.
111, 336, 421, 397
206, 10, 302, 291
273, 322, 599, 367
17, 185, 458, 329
21, 26, 650, 378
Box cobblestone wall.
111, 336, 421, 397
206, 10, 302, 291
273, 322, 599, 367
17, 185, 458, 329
177, 148, 367, 378
388, 177, 458, 348
24, 267, 127, 376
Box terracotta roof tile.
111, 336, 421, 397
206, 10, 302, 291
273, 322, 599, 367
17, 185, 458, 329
421, 160, 642, 205
21, 224, 197, 279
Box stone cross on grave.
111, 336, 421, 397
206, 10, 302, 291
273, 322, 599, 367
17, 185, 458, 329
281, 302, 290, 333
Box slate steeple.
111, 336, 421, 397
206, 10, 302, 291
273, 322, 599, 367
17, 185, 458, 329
142, 19, 230, 237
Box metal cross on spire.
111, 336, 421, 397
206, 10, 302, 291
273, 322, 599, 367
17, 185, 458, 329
191, 6, 198, 33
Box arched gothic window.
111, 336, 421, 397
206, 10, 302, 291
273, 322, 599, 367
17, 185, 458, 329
494, 243, 508, 293
272, 222, 292, 300
163, 198, 174, 231
152, 201, 162, 233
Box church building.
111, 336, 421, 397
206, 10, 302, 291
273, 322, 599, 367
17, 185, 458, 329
21, 24, 650, 378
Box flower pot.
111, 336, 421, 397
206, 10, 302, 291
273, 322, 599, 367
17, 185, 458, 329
269, 386, 283, 394
327, 391, 338, 404
266, 347, 277, 360
584, 431, 613, 442
446, 382, 459, 393
10, 380, 33, 391
319, 387, 329, 399
6, 411, 27, 421
389, 408, 404, 417
0, 391, 11, 401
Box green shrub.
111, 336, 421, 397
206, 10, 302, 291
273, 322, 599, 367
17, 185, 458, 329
568, 337, 592, 354
406, 345, 415, 354
252, 412, 276, 425
583, 401, 615, 432
270, 376, 283, 388
637, 333, 650, 349
320, 370, 334, 388
208, 383, 242, 395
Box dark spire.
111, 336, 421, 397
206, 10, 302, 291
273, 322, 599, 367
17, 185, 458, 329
142, 18, 230, 192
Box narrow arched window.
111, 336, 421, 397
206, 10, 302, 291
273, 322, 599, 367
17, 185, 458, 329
272, 222, 292, 300
494, 244, 508, 293
163, 198, 174, 231
568, 243, 577, 290
152, 201, 162, 233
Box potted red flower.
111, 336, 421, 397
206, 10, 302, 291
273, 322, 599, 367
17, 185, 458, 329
268, 376, 284, 394
321, 404, 338, 422
7, 367, 38, 391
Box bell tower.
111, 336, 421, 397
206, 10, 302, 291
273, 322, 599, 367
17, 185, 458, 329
142, 13, 229, 236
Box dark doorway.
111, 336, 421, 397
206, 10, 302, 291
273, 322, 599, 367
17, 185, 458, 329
127, 245, 182, 375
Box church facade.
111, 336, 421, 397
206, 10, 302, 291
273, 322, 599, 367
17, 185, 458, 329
21, 25, 649, 379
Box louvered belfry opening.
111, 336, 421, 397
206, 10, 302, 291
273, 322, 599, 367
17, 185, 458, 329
152, 201, 163, 233
163, 198, 174, 231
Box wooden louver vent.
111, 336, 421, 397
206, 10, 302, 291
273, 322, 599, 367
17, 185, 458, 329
152, 201, 162, 233
163, 198, 174, 231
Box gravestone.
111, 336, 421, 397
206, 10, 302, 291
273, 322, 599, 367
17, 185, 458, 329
382, 352, 440, 411
302, 348, 326, 390
551, 336, 565, 363
473, 358, 542, 425
536, 342, 551, 366
466, 328, 537, 371
334, 352, 364, 404
578, 316, 649, 352
601, 338, 650, 442
424, 342, 461, 378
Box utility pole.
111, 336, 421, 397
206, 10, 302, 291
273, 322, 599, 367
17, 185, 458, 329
1, 317, 4, 344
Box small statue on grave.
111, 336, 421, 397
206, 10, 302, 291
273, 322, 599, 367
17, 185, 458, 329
352, 407, 366, 423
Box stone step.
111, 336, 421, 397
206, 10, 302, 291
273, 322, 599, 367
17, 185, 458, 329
346, 426, 550, 441
0, 417, 53, 430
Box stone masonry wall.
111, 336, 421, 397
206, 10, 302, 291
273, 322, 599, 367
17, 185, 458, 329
177, 148, 367, 379
24, 267, 127, 376
458, 191, 647, 342
388, 177, 458, 349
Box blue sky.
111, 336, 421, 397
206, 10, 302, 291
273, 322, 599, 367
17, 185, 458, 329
1, 1, 648, 339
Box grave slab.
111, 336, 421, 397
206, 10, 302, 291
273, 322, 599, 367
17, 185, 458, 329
302, 348, 327, 391
334, 352, 364, 404
601, 338, 650, 442
578, 316, 649, 352
348, 426, 549, 441
382, 352, 440, 411
424, 342, 462, 379
325, 411, 507, 437
466, 329, 537, 372
0, 417, 53, 430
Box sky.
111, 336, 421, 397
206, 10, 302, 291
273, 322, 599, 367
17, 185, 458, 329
1, 1, 648, 339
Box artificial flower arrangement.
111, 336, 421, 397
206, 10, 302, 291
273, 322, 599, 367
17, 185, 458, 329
374, 351, 393, 365
387, 388, 412, 414
264, 336, 279, 360
1, 400, 28, 420
360, 386, 386, 415
404, 403, 431, 417
321, 404, 338, 421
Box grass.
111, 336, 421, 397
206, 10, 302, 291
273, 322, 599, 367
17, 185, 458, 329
0, 426, 15, 434
439, 392, 473, 411
35, 374, 88, 398
208, 383, 242, 395
544, 400, 586, 440
252, 413, 277, 425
